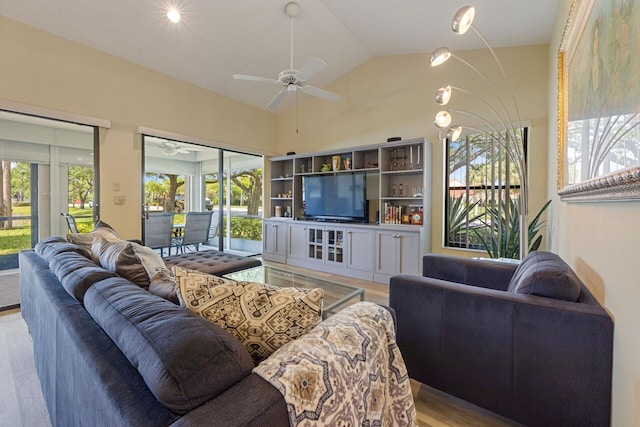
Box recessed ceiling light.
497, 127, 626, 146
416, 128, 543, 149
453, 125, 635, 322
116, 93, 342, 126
167, 8, 181, 23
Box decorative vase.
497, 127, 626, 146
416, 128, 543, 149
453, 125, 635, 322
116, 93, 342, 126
332, 155, 341, 171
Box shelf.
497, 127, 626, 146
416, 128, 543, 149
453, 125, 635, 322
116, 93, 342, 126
381, 197, 423, 201
380, 169, 423, 175
271, 176, 293, 180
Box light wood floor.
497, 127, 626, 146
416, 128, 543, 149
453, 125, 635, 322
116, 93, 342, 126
1, 263, 520, 427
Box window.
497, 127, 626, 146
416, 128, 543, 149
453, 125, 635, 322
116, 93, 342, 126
444, 128, 527, 251
0, 111, 98, 269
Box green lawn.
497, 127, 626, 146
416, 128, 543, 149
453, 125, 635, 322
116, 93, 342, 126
0, 205, 33, 255
0, 206, 261, 255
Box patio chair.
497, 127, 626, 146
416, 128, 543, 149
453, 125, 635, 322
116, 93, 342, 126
172, 211, 214, 254
144, 212, 175, 257
60, 212, 79, 233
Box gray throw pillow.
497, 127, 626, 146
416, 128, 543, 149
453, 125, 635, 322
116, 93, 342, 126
508, 251, 581, 301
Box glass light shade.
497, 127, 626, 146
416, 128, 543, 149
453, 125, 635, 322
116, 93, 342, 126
429, 47, 451, 67
434, 111, 452, 128
435, 85, 452, 105
447, 126, 462, 141
452, 6, 475, 34
167, 9, 182, 23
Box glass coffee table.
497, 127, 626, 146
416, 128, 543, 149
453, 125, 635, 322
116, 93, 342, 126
224, 265, 365, 319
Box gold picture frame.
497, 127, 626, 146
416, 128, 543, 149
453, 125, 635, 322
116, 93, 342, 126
557, 0, 640, 201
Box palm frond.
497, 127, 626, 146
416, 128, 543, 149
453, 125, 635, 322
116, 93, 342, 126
472, 199, 551, 259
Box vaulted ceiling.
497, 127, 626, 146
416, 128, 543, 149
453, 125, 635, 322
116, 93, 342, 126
0, 0, 559, 113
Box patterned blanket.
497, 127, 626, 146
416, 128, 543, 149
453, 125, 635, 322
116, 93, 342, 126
253, 302, 416, 426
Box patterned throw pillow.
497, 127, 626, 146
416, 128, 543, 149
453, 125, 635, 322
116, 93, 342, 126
66, 220, 120, 250
177, 273, 324, 364
172, 265, 239, 291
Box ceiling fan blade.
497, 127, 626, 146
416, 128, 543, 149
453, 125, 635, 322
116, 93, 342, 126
303, 85, 339, 102
267, 90, 290, 109
296, 57, 326, 82
233, 74, 281, 85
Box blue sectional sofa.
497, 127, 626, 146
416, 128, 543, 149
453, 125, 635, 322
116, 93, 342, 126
21, 236, 404, 426
19, 237, 289, 426
389, 251, 614, 427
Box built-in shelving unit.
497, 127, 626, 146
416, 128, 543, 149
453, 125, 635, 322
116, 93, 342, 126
263, 137, 432, 284
268, 137, 429, 226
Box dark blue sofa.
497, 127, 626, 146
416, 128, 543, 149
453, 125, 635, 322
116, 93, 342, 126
19, 238, 289, 427
389, 251, 613, 427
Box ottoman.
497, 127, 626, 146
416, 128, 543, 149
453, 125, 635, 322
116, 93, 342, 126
163, 250, 261, 276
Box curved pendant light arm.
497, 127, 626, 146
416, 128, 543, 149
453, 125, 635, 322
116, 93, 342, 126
470, 25, 524, 141
449, 109, 525, 174
453, 54, 521, 144
450, 86, 516, 142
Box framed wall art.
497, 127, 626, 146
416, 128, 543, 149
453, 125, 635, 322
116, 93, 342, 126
557, 0, 640, 201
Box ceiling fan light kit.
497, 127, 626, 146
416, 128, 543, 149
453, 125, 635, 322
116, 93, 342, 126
232, 1, 339, 110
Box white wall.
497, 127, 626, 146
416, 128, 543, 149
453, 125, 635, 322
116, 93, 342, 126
548, 1, 639, 425
0, 16, 278, 239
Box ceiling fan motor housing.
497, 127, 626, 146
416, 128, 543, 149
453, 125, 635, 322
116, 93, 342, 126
279, 70, 299, 85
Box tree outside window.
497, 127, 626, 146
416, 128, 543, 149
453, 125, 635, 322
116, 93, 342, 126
444, 129, 525, 253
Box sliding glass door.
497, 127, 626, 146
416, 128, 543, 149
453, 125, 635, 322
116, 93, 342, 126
143, 136, 263, 256
0, 111, 97, 269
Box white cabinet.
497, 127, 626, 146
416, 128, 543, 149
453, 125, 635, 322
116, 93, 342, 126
306, 226, 346, 267
346, 228, 374, 272
262, 220, 288, 263
287, 222, 309, 261
265, 137, 431, 284
374, 229, 421, 283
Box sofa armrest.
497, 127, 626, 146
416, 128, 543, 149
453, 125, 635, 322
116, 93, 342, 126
171, 375, 288, 427
389, 273, 613, 427
422, 254, 517, 291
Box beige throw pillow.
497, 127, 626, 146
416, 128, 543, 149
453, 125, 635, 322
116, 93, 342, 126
176, 268, 324, 364
66, 220, 120, 250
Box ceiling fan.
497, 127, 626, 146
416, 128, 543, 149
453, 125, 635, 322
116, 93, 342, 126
146, 139, 205, 156
233, 1, 339, 110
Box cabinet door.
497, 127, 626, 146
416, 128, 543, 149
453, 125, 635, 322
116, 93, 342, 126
397, 231, 421, 275
375, 230, 421, 277
375, 231, 400, 276
263, 221, 287, 262
288, 223, 308, 260
307, 227, 324, 262
325, 228, 345, 266
347, 228, 374, 272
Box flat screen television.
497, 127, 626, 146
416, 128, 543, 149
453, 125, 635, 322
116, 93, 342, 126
303, 173, 367, 222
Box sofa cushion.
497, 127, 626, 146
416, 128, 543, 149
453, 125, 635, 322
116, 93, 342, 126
66, 220, 120, 250
49, 251, 117, 302
83, 277, 255, 415
91, 237, 167, 289
35, 236, 91, 261
507, 251, 581, 301
178, 276, 324, 364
